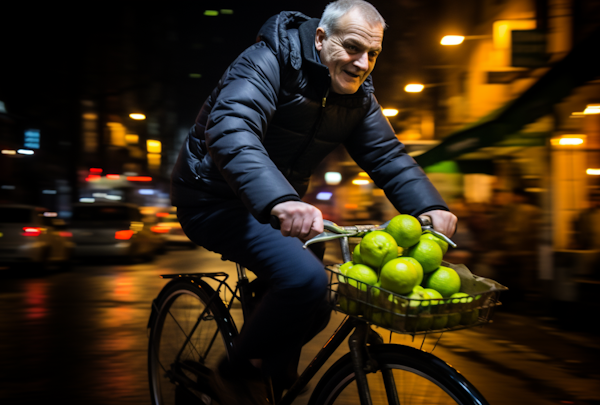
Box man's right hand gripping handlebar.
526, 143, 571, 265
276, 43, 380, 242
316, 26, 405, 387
270, 201, 324, 242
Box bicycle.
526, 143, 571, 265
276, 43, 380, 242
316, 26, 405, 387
147, 217, 507, 405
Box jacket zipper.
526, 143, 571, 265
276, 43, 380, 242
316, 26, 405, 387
288, 88, 330, 176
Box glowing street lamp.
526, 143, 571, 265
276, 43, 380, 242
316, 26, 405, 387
441, 35, 465, 45
382, 108, 399, 117
404, 84, 425, 93
441, 34, 491, 46
129, 113, 146, 120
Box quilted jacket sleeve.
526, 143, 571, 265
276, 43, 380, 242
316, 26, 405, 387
344, 96, 449, 217
204, 42, 301, 223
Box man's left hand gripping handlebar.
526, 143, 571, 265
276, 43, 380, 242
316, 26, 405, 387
270, 201, 324, 242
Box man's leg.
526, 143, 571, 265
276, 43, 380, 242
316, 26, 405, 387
178, 202, 330, 383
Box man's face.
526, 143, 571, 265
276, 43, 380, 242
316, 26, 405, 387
315, 8, 383, 95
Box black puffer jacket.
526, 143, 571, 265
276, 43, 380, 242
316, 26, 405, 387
171, 11, 448, 223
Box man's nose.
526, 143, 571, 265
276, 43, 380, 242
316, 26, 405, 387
353, 52, 369, 71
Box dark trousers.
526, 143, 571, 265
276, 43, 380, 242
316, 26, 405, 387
177, 201, 331, 385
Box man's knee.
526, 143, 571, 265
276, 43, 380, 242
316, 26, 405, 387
280, 264, 329, 304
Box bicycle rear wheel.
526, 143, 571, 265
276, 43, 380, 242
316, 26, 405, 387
148, 278, 237, 405
309, 344, 488, 405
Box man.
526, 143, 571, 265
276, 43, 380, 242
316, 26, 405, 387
171, 0, 457, 403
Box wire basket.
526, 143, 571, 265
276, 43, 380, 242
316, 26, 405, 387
326, 261, 508, 335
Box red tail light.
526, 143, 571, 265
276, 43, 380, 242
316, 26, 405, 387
115, 230, 134, 240
22, 227, 42, 236
59, 231, 73, 238
151, 225, 170, 234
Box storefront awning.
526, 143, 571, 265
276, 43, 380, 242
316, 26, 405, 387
414, 25, 600, 168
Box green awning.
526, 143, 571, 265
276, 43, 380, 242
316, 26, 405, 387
415, 25, 600, 168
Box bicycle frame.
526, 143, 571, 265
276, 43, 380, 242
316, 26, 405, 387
149, 219, 496, 405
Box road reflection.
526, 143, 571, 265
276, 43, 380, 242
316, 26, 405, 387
25, 280, 49, 321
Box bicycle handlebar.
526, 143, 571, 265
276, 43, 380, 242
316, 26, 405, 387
306, 217, 457, 249
270, 215, 456, 249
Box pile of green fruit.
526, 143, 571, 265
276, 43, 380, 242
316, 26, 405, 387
337, 214, 481, 332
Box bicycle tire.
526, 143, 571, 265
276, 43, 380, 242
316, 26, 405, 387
148, 278, 238, 405
308, 344, 489, 405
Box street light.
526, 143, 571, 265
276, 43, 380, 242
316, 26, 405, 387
129, 113, 146, 120
441, 35, 465, 45
440, 35, 491, 46
382, 108, 399, 117
404, 84, 425, 93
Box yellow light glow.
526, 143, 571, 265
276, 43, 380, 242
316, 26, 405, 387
584, 105, 600, 115
83, 113, 98, 120
147, 140, 162, 153
441, 35, 465, 45
404, 84, 425, 93
559, 138, 584, 145
587, 168, 600, 175
2, 149, 17, 155
551, 135, 586, 146
382, 108, 399, 117
358, 172, 369, 177
148, 153, 161, 167
125, 134, 139, 144
352, 179, 370, 185
129, 113, 146, 120
493, 19, 536, 49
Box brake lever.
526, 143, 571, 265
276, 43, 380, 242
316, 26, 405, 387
302, 231, 355, 247
303, 220, 373, 248
418, 216, 457, 248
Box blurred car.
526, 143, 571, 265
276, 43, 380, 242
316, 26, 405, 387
0, 204, 74, 270
143, 207, 196, 249
69, 202, 164, 262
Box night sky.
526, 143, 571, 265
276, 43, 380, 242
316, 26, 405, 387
1, 1, 470, 128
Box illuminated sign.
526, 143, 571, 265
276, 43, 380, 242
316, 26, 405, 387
24, 129, 40, 149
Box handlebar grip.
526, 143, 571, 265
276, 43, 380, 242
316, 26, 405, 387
270, 215, 281, 230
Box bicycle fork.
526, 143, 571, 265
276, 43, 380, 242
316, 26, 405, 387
349, 324, 400, 405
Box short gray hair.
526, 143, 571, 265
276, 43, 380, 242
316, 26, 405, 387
318, 0, 387, 37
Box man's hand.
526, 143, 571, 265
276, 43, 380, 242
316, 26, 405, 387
271, 201, 324, 241
421, 209, 458, 238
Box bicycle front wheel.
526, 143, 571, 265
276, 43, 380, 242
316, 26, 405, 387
309, 344, 488, 405
148, 278, 237, 405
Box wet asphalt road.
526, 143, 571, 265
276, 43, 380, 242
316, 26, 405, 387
1, 245, 599, 405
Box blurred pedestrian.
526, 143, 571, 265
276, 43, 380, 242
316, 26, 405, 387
573, 190, 600, 250
484, 187, 541, 305
171, 1, 457, 403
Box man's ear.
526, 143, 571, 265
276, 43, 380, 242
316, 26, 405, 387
315, 27, 326, 51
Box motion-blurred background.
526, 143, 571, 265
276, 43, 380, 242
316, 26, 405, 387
2, 0, 600, 328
